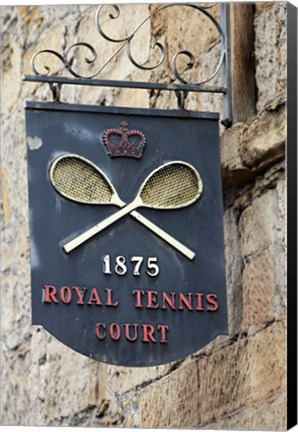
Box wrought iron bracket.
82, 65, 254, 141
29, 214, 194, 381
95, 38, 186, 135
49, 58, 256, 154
49, 82, 62, 103
220, 3, 232, 127
23, 3, 232, 125
175, 90, 188, 110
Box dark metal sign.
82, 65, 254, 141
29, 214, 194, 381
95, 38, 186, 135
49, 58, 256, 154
25, 102, 227, 366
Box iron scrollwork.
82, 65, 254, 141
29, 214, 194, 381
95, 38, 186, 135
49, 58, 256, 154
30, 3, 226, 87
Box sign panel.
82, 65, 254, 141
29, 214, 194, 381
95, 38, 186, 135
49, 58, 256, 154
25, 102, 227, 366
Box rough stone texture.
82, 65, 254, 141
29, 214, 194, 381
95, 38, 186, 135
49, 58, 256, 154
242, 248, 276, 328
197, 321, 286, 426
246, 321, 286, 402
221, 93, 286, 192
239, 189, 279, 258
275, 176, 286, 319
205, 391, 287, 430
239, 179, 286, 328
1, 3, 287, 429
223, 207, 243, 336
221, 123, 246, 177
254, 3, 287, 112
139, 321, 286, 428
240, 95, 286, 168
139, 360, 200, 428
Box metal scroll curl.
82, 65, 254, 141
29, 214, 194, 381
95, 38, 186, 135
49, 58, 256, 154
30, 3, 225, 86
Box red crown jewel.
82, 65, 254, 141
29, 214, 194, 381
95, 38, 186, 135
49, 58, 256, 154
102, 121, 146, 159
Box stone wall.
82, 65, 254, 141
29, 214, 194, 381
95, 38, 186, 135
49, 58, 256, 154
0, 3, 287, 429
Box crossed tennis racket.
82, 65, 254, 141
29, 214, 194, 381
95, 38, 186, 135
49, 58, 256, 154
50, 154, 203, 260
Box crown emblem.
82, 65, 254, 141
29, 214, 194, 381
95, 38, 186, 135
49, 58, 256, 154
102, 121, 146, 159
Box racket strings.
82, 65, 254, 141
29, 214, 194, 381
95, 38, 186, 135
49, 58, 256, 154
51, 157, 113, 203
140, 163, 201, 208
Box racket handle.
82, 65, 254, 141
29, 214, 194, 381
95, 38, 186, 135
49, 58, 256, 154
63, 199, 140, 253
63, 200, 195, 260
130, 211, 195, 260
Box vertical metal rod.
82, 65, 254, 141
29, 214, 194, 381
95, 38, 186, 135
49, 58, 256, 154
220, 3, 232, 127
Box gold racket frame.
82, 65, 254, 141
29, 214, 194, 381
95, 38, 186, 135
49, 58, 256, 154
49, 153, 122, 206
137, 160, 203, 210
61, 159, 203, 253
49, 154, 201, 260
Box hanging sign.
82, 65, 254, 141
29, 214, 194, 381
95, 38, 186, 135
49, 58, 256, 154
25, 101, 227, 366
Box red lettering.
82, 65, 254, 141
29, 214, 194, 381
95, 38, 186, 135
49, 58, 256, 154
95, 322, 170, 344
142, 324, 156, 343
178, 293, 193, 310
161, 292, 176, 310
146, 291, 159, 309
73, 287, 87, 305
61, 286, 72, 304
95, 323, 106, 340
124, 323, 138, 342
105, 288, 119, 307
157, 324, 169, 343
195, 293, 204, 311
133, 290, 144, 308
87, 288, 102, 305
110, 323, 121, 341
43, 285, 59, 303
206, 294, 219, 311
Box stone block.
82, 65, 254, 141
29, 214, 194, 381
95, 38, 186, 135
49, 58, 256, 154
274, 177, 286, 319
242, 248, 275, 328
223, 207, 243, 336
205, 391, 287, 430
255, 2, 275, 15
1, 39, 23, 117
23, 332, 109, 424
0, 275, 30, 336
254, 4, 287, 111
239, 189, 278, 258
0, 167, 12, 225
220, 123, 252, 191
139, 359, 200, 428
241, 102, 286, 169
197, 321, 286, 426
106, 362, 172, 396
220, 98, 286, 193
239, 179, 286, 324
0, 350, 31, 425
1, 324, 113, 426
246, 321, 286, 403
197, 338, 248, 425
221, 124, 245, 173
